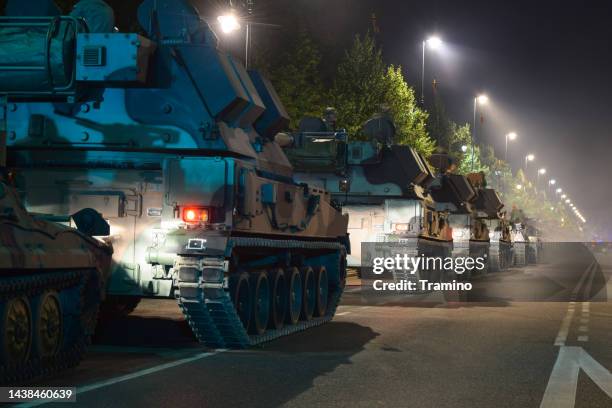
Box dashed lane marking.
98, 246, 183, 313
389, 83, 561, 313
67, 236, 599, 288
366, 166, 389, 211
554, 260, 594, 346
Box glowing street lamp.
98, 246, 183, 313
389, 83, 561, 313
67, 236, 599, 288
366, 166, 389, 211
556, 188, 562, 194
524, 154, 535, 172
476, 94, 489, 105
505, 132, 517, 162
217, 13, 240, 34
561, 194, 567, 199
536, 168, 546, 188
421, 36, 443, 104
516, 184, 523, 190
461, 145, 468, 153
471, 94, 489, 171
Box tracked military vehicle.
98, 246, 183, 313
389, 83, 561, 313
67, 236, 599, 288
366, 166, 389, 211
510, 206, 530, 266
284, 114, 467, 284
427, 154, 477, 278
0, 99, 111, 383
525, 220, 541, 264
465, 172, 513, 272
1, 0, 349, 349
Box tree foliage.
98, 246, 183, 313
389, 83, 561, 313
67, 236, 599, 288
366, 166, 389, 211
329, 33, 386, 135
458, 145, 488, 174
382, 65, 435, 156
269, 32, 326, 129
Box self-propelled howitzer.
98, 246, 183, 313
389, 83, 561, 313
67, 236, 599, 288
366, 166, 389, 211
0, 0, 349, 349
466, 172, 513, 272
510, 206, 533, 266
427, 154, 478, 278
285, 115, 466, 283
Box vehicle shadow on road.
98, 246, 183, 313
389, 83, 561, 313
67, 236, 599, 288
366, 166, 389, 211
93, 315, 197, 348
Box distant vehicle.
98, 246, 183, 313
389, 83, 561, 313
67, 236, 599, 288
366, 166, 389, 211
465, 172, 513, 272
285, 114, 468, 284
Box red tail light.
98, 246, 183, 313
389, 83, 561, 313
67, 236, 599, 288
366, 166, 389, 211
182, 207, 209, 223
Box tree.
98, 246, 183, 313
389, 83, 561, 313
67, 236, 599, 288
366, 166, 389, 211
329, 32, 387, 135
382, 65, 435, 156
448, 122, 472, 161
458, 145, 489, 174
269, 32, 326, 129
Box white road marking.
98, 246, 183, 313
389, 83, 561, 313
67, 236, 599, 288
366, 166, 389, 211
336, 311, 351, 316
554, 261, 594, 346
17, 351, 222, 408
577, 336, 589, 342
578, 325, 588, 332
555, 309, 576, 346
579, 318, 588, 324
540, 346, 612, 408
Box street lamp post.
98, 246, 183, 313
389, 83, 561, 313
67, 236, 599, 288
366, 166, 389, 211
421, 36, 442, 105
505, 132, 517, 162
537, 168, 546, 186
472, 94, 488, 171
245, 0, 254, 69
524, 154, 535, 174
548, 179, 556, 195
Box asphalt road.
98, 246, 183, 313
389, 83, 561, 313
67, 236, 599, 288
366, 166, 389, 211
18, 244, 612, 408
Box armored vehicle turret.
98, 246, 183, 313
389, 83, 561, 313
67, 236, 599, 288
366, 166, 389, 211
0, 92, 112, 383
0, 0, 349, 349
285, 114, 469, 284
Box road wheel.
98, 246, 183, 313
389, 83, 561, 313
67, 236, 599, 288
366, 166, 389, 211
285, 267, 302, 325
268, 268, 287, 330
33, 292, 62, 358
230, 272, 252, 332
249, 271, 270, 335
300, 266, 316, 321
1, 296, 32, 365
314, 267, 329, 317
